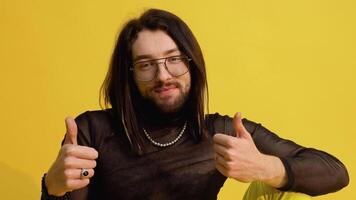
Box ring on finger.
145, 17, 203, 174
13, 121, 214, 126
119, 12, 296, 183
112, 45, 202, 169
80, 168, 89, 179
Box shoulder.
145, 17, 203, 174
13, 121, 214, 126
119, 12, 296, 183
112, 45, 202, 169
74, 108, 119, 147
75, 108, 117, 128
75, 108, 116, 121
205, 112, 261, 136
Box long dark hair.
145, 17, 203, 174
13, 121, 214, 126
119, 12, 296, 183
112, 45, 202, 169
100, 8, 208, 154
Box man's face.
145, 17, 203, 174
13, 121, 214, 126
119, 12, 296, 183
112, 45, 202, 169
131, 29, 191, 113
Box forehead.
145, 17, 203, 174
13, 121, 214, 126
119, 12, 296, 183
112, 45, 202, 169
131, 29, 179, 59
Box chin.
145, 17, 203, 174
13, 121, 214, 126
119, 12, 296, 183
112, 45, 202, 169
156, 102, 181, 113
146, 91, 188, 113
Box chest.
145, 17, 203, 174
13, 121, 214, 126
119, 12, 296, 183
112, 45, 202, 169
94, 133, 226, 200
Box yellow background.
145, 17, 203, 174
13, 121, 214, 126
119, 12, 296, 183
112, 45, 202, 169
0, 0, 355, 199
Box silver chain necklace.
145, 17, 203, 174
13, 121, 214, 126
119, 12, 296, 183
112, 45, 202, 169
143, 122, 187, 147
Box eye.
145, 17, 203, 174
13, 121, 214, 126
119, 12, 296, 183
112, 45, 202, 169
138, 62, 155, 70
167, 56, 182, 63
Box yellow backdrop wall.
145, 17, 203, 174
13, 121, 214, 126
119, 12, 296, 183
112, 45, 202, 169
0, 0, 354, 199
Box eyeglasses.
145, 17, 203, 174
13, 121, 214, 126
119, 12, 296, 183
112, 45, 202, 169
130, 55, 192, 82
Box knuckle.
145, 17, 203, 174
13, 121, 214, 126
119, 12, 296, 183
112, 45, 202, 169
92, 150, 99, 158
92, 160, 97, 168
64, 179, 72, 188
63, 169, 72, 178
83, 178, 90, 185
65, 146, 76, 156
232, 139, 239, 146
225, 150, 234, 159
226, 140, 234, 147
63, 157, 74, 168
87, 160, 95, 168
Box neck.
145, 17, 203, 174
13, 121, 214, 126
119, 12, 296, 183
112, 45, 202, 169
137, 99, 187, 128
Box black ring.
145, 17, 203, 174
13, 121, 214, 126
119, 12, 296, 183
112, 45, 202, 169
81, 168, 89, 178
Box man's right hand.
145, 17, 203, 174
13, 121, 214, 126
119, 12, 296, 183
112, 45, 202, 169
45, 117, 99, 196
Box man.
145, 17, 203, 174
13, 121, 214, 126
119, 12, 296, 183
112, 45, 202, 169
41, 9, 349, 200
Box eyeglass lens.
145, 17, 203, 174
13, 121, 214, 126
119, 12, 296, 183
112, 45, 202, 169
133, 56, 189, 81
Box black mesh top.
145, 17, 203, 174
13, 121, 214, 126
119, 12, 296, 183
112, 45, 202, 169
62, 109, 349, 200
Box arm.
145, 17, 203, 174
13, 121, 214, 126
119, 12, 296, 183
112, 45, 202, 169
246, 118, 349, 195
210, 112, 349, 196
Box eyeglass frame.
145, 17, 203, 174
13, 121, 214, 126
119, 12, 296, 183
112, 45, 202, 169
130, 55, 192, 82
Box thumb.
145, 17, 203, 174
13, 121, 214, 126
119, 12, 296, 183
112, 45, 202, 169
63, 117, 78, 145
233, 112, 252, 140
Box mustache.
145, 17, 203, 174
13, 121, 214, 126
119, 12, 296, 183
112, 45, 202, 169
152, 81, 182, 90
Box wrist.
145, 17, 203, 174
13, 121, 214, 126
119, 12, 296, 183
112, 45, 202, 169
258, 154, 287, 188
42, 173, 69, 199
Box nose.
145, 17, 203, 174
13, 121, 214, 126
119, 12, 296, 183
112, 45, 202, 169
155, 62, 172, 81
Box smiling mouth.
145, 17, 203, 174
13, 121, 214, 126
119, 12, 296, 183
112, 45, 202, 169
155, 85, 176, 92
153, 85, 179, 97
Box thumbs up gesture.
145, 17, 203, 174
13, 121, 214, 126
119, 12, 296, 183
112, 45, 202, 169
213, 112, 287, 187
45, 117, 99, 196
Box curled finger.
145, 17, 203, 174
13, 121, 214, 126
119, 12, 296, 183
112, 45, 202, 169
64, 168, 95, 179
215, 153, 229, 169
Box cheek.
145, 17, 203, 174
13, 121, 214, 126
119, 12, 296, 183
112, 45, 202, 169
135, 79, 153, 96
183, 73, 192, 91
134, 80, 146, 95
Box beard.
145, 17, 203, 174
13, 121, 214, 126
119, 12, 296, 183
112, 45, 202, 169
142, 80, 190, 113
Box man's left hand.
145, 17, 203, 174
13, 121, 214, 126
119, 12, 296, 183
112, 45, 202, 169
213, 112, 287, 187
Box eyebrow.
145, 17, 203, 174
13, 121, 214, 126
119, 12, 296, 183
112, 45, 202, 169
133, 48, 180, 63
